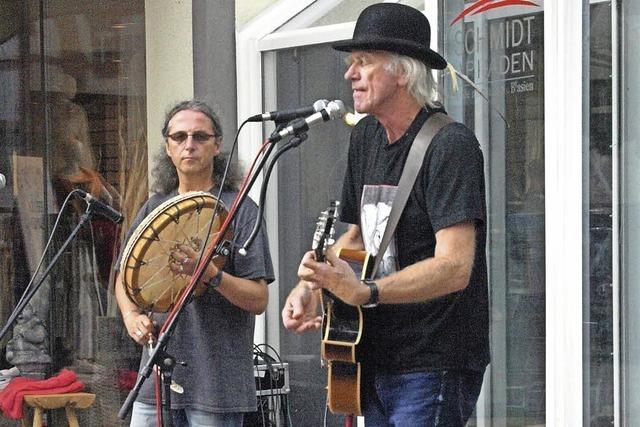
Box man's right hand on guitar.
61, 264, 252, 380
281, 282, 322, 333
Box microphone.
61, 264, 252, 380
248, 99, 329, 123
268, 100, 346, 143
76, 189, 124, 224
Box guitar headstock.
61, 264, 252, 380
312, 201, 340, 262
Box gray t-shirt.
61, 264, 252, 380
117, 188, 274, 412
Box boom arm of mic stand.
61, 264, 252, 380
240, 133, 308, 255
118, 138, 279, 421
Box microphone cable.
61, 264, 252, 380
239, 132, 307, 255
13, 189, 78, 314
190, 118, 252, 286
1, 189, 82, 344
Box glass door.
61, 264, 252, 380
586, 2, 614, 425
264, 43, 354, 427
620, 0, 640, 423
258, 2, 446, 425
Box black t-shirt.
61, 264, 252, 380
341, 107, 490, 373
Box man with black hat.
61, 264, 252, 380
282, 3, 489, 426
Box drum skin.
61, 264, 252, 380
119, 191, 230, 312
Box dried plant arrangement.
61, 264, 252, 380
106, 98, 148, 315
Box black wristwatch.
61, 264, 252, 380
361, 280, 379, 308
206, 270, 223, 289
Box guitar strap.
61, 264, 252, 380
369, 112, 454, 279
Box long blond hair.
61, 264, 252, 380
384, 53, 439, 108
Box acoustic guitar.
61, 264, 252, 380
312, 201, 372, 416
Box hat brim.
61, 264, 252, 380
332, 38, 447, 70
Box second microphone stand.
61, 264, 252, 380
0, 201, 107, 344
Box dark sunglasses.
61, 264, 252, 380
167, 131, 217, 143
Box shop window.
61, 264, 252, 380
586, 2, 613, 425
442, 1, 546, 424
0, 1, 146, 424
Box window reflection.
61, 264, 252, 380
588, 2, 613, 425
443, 2, 545, 424
0, 1, 146, 424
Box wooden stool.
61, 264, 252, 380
21, 393, 95, 427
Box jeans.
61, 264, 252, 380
362, 369, 485, 427
130, 401, 244, 427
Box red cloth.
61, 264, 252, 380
0, 369, 84, 419
117, 369, 137, 391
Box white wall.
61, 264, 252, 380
145, 0, 194, 174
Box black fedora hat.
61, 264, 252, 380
332, 3, 447, 70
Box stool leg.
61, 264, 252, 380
65, 406, 79, 427
32, 407, 43, 427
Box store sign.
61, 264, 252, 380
450, 0, 540, 26
449, 1, 543, 95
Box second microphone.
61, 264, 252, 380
268, 100, 346, 143
248, 99, 329, 123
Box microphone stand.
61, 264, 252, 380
0, 202, 104, 343
118, 125, 308, 425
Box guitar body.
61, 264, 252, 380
320, 248, 374, 416
322, 300, 362, 361
311, 203, 378, 416
321, 291, 363, 415
327, 360, 362, 416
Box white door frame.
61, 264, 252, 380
235, 1, 498, 425
544, 0, 585, 424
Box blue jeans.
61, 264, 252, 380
130, 401, 243, 427
362, 369, 485, 427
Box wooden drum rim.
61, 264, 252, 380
119, 191, 229, 312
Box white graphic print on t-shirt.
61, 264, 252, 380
361, 184, 398, 278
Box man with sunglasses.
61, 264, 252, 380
114, 100, 274, 427
282, 4, 489, 426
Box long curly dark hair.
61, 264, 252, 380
150, 100, 240, 195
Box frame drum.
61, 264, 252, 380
119, 191, 229, 312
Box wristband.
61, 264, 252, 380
206, 270, 223, 289
361, 280, 379, 308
